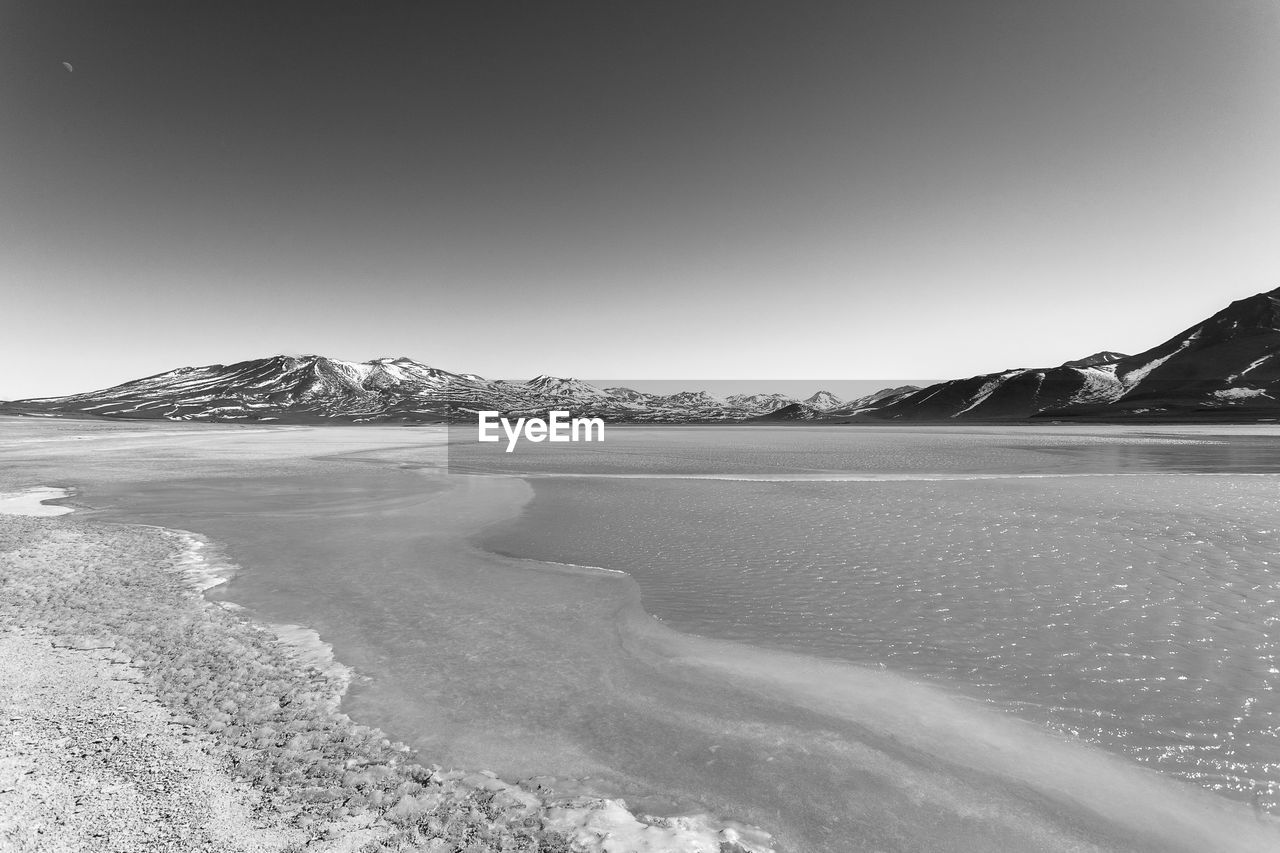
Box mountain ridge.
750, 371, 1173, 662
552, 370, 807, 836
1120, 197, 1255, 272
5, 287, 1279, 423
857, 287, 1280, 421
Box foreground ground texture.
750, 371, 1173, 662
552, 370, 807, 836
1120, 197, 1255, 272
0, 507, 761, 853
0, 630, 298, 853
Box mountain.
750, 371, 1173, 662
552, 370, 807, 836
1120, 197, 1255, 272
724, 393, 795, 413
1060, 351, 1128, 369
523, 375, 615, 401
602, 387, 655, 405
830, 385, 921, 415
2, 357, 815, 423
5, 356, 528, 423
863, 288, 1280, 421
5, 287, 1278, 424
803, 391, 844, 411
753, 402, 825, 421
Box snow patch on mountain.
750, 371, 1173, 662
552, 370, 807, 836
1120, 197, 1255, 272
1230, 355, 1273, 382
1119, 331, 1200, 387
1213, 387, 1271, 401
1067, 364, 1126, 406
952, 371, 1024, 417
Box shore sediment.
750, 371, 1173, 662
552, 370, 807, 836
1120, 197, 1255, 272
0, 500, 768, 853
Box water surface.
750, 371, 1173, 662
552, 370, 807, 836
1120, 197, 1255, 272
483, 426, 1280, 811
6, 419, 1279, 852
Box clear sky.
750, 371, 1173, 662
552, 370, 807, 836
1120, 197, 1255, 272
3, 1, 1279, 399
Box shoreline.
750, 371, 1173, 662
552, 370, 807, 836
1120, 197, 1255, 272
6, 421, 1280, 852
0, 492, 774, 853
0, 486, 77, 517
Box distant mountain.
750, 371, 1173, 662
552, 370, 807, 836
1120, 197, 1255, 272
600, 386, 654, 405
724, 393, 795, 413
753, 402, 827, 421
2, 357, 820, 423
863, 287, 1280, 421
803, 391, 844, 411
5, 356, 517, 423
830, 385, 921, 415
5, 287, 1278, 424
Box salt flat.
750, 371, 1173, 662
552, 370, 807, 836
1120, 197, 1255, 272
0, 487, 74, 516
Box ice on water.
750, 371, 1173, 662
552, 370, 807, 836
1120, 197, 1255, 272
486, 427, 1280, 811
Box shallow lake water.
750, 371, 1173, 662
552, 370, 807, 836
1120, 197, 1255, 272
481, 428, 1280, 811
5, 419, 1280, 852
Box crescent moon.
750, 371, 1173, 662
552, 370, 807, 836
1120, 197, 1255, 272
62, 61, 73, 72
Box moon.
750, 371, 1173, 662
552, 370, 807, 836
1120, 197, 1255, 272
62, 61, 73, 72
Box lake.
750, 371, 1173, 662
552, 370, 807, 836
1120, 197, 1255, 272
479, 426, 1280, 812
8, 418, 1280, 852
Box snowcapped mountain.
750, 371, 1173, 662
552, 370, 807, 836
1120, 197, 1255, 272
828, 385, 921, 416
5, 287, 1278, 424
803, 391, 844, 411
522, 375, 615, 401
659, 390, 722, 408
5, 355, 535, 423
2, 357, 819, 423
724, 393, 795, 412
863, 287, 1280, 421
602, 387, 654, 405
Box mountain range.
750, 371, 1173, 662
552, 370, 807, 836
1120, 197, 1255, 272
4, 287, 1278, 424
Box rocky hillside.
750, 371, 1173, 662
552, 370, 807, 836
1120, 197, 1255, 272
860, 288, 1280, 421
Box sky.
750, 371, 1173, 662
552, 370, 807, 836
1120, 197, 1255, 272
3, 1, 1279, 399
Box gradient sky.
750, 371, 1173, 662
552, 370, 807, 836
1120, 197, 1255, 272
3, 1, 1279, 398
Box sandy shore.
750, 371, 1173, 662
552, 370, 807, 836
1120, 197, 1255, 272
0, 499, 770, 853
0, 630, 297, 852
